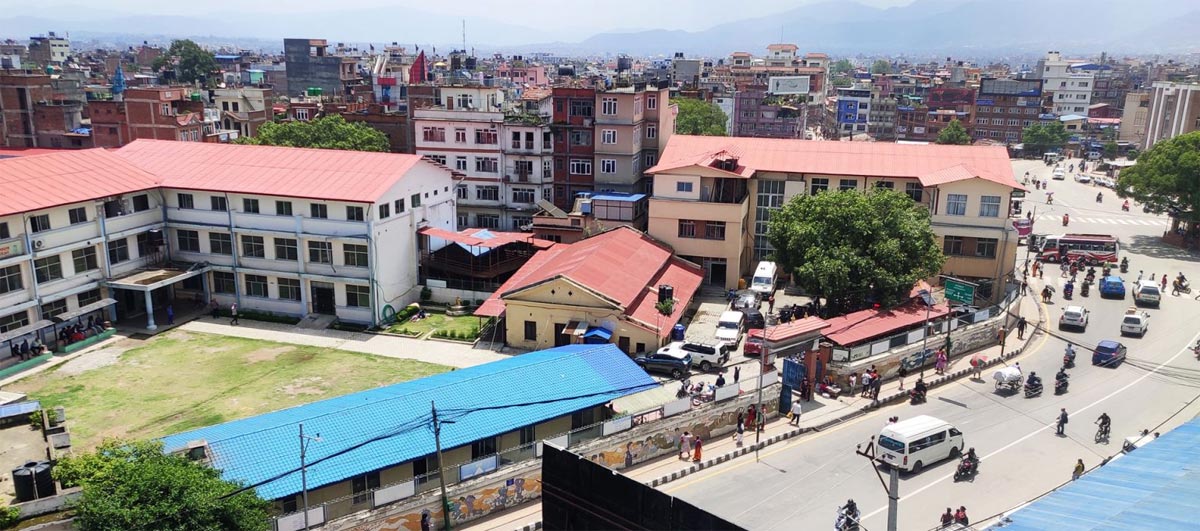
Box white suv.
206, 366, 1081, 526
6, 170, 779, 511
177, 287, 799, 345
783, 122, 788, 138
1120, 310, 1150, 337
658, 341, 729, 372
1059, 305, 1089, 331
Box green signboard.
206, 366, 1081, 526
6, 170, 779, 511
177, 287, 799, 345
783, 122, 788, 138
945, 279, 975, 304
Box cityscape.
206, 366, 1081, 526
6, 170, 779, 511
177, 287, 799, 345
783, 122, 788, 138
1, 1, 1200, 530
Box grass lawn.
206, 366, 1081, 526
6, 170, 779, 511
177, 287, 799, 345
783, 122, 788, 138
5, 330, 450, 449
388, 312, 483, 338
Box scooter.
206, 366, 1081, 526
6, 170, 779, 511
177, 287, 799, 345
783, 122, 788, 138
953, 457, 978, 482
1063, 284, 1074, 300
909, 388, 927, 405
1081, 282, 1090, 297
1122, 201, 1130, 212
1120, 258, 1129, 273
1064, 350, 1076, 368
1055, 376, 1069, 395
1024, 382, 1043, 398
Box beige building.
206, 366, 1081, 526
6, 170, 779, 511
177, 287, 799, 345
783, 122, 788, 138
593, 82, 675, 195
1119, 92, 1150, 146
646, 136, 1023, 302
1144, 81, 1200, 149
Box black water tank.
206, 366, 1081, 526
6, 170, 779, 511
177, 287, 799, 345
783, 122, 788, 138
12, 463, 35, 502
31, 461, 56, 498
659, 285, 674, 304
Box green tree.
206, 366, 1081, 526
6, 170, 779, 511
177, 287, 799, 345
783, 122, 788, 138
830, 59, 854, 75
1115, 131, 1200, 220
56, 439, 270, 531
1103, 141, 1120, 159
237, 115, 390, 152
152, 39, 218, 86
1020, 122, 1071, 154
766, 189, 945, 313
870, 59, 891, 75
936, 119, 971, 145
1126, 148, 1139, 161
672, 97, 728, 136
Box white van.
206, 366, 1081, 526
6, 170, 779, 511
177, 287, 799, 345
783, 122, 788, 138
1132, 280, 1160, 307
750, 261, 778, 295
877, 415, 964, 473
714, 311, 745, 347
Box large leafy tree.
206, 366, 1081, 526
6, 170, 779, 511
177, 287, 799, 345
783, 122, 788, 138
936, 119, 971, 145
1115, 131, 1200, 220
766, 189, 945, 313
830, 59, 854, 75
153, 39, 217, 86
672, 97, 728, 136
870, 59, 891, 74
1020, 122, 1071, 153
56, 439, 270, 531
238, 115, 390, 152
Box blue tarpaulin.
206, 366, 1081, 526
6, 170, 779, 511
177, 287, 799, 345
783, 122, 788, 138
582, 327, 613, 344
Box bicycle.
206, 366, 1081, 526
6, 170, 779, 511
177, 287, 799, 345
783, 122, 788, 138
1095, 422, 1110, 443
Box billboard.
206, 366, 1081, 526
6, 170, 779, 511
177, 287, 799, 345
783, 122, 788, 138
768, 75, 811, 95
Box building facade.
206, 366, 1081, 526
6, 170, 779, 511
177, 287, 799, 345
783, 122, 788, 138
973, 78, 1044, 143
90, 86, 206, 148
1038, 52, 1094, 116
1143, 81, 1200, 149
1119, 92, 1150, 146
283, 38, 363, 100
0, 71, 89, 149
551, 86, 598, 208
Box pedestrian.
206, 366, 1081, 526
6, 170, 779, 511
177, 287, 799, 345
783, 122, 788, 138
1017, 316, 1027, 340
768, 293, 776, 314
692, 436, 703, 463
230, 303, 239, 325
940, 508, 954, 527
848, 372, 858, 396
679, 431, 692, 460
1038, 263, 1044, 279
1137, 270, 1144, 282
733, 366, 740, 383
746, 406, 756, 434
800, 378, 811, 402
954, 506, 969, 526
897, 364, 908, 391
970, 355, 983, 380
1161, 275, 1168, 291
871, 377, 881, 402
789, 400, 802, 426
1057, 408, 1069, 435
210, 299, 220, 319
734, 413, 745, 447
935, 349, 948, 375
1072, 458, 1085, 480
859, 371, 871, 397
166, 305, 175, 326
1021, 280, 1027, 296
715, 372, 726, 388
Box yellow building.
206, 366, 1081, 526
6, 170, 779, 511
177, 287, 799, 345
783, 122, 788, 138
646, 136, 1023, 302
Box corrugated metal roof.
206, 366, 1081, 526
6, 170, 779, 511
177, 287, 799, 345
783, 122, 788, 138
822, 302, 951, 346
993, 417, 1200, 531
159, 343, 656, 500
0, 149, 163, 217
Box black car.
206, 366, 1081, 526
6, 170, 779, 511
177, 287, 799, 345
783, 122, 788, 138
740, 309, 766, 330
633, 351, 692, 378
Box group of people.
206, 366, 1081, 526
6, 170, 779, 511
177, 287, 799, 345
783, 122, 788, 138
939, 506, 970, 527
7, 315, 108, 362
677, 431, 704, 463
848, 366, 884, 401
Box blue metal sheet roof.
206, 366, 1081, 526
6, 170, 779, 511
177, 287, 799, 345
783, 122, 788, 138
160, 344, 656, 500
992, 418, 1200, 530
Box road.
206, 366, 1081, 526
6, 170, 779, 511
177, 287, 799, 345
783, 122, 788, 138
661, 159, 1200, 530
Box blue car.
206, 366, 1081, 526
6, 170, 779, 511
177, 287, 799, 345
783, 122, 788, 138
1092, 340, 1128, 367
1099, 276, 1126, 299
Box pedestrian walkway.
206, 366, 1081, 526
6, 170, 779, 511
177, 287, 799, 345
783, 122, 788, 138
1032, 213, 1167, 227
178, 318, 510, 368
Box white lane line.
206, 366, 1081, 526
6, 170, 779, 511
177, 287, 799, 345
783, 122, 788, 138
861, 328, 1200, 522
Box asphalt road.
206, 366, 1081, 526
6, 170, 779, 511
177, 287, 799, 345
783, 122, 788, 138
661, 159, 1200, 531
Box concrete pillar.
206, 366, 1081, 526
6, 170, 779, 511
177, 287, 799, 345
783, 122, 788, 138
144, 290, 157, 331
201, 273, 211, 304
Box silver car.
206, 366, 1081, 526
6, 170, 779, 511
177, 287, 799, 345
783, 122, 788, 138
1059, 306, 1089, 331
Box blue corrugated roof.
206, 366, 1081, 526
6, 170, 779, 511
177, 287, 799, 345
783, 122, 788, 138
590, 192, 646, 202
160, 344, 655, 500
992, 417, 1200, 530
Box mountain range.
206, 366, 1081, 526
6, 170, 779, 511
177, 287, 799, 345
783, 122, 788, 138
2, 0, 1198, 56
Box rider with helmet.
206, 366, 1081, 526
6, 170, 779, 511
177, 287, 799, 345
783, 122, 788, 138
1026, 371, 1042, 388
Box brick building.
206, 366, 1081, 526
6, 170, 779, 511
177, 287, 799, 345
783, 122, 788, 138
551, 86, 597, 208
90, 86, 205, 148
0, 71, 89, 148
973, 78, 1044, 144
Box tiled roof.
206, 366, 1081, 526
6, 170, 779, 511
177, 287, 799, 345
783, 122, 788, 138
821, 302, 950, 346
750, 316, 830, 342
0, 149, 162, 217
160, 344, 656, 500
647, 135, 1019, 189
114, 139, 426, 203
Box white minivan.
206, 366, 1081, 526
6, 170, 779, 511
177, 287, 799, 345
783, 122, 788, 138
750, 261, 778, 295
877, 415, 964, 473
714, 311, 745, 347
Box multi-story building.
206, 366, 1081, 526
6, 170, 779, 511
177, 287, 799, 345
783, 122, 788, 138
550, 86, 598, 208
90, 86, 206, 148
211, 86, 273, 139
1038, 52, 1094, 116
593, 82, 675, 194
0, 141, 456, 342
835, 82, 873, 138
868, 81, 897, 141
1143, 81, 1200, 149
500, 89, 555, 231
283, 38, 364, 100
973, 78, 1044, 144
646, 135, 1022, 301
733, 85, 803, 139
728, 46, 827, 102
1119, 92, 1150, 146
0, 71, 89, 149
27, 32, 69, 66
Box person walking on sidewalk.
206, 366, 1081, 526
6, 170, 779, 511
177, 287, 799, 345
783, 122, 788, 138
734, 413, 745, 447
746, 406, 757, 434
859, 371, 871, 397
970, 355, 984, 380
871, 375, 882, 402
1017, 316, 1028, 340
789, 400, 803, 426
897, 365, 908, 390
679, 431, 692, 460
848, 372, 858, 396
1057, 408, 1069, 435
935, 349, 948, 375
800, 378, 812, 402
230, 303, 239, 325
692, 436, 703, 463
1072, 458, 1085, 480
734, 366, 740, 383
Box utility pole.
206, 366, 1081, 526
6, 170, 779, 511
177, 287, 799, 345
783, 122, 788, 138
299, 423, 322, 531
432, 401, 453, 531
856, 436, 899, 531
917, 289, 934, 379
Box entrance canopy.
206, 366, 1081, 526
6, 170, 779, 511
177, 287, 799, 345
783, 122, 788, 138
0, 320, 53, 344
51, 298, 117, 324
107, 264, 210, 292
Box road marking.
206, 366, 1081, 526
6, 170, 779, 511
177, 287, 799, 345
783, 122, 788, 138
859, 327, 1200, 522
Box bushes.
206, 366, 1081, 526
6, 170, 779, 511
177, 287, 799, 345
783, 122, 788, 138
431, 327, 479, 341
0, 506, 20, 528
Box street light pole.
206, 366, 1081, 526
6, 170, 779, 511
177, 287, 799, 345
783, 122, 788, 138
299, 423, 322, 531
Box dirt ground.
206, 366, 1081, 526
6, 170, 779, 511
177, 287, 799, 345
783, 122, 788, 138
0, 424, 47, 505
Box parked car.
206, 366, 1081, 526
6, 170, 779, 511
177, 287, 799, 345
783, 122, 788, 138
1059, 305, 1090, 331
1094, 176, 1115, 187
714, 311, 745, 347
1074, 173, 1092, 184
659, 341, 728, 372
740, 309, 766, 330
1092, 340, 1128, 367
732, 291, 761, 311
1120, 309, 1150, 337
1099, 276, 1126, 299
634, 350, 691, 378
744, 333, 764, 357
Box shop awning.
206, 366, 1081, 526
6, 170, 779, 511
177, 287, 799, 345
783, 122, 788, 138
0, 320, 54, 344
50, 298, 116, 324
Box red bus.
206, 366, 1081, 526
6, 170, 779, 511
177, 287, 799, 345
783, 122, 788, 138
1038, 233, 1119, 264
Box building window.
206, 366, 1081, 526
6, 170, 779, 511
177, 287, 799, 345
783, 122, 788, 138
351, 471, 381, 505
308, 241, 332, 264
474, 129, 498, 145
839, 179, 858, 191
943, 236, 964, 256
278, 278, 301, 301
68, 207, 88, 225
705, 221, 726, 240
0, 265, 22, 295
647, 123, 657, 139
569, 130, 591, 146
474, 214, 498, 229
646, 153, 657, 167
178, 230, 200, 252
212, 271, 236, 294
274, 238, 298, 261
34, 256, 63, 283
241, 235, 265, 258
209, 233, 232, 255
476, 186, 500, 201
455, 185, 468, 200
512, 216, 531, 230
471, 437, 498, 459
424, 154, 447, 165
975, 238, 998, 258
394, 198, 405, 213
160, 103, 171, 116
244, 274, 268, 298
810, 178, 829, 194
874, 181, 894, 190
569, 159, 592, 175
475, 157, 499, 173
601, 129, 617, 144
241, 198, 259, 214
310, 204, 328, 219
524, 321, 537, 341
647, 95, 657, 110
602, 97, 618, 115
178, 193, 195, 209
40, 299, 68, 321
346, 206, 365, 222
570, 100, 593, 117
276, 201, 293, 216
0, 311, 29, 333
411, 193, 421, 208
378, 203, 390, 219
678, 220, 696, 238
344, 243, 369, 267
346, 285, 370, 307
512, 188, 535, 203
455, 128, 467, 143
0, 222, 9, 240
211, 196, 228, 212
905, 182, 923, 202
601, 159, 616, 174
72, 247, 98, 272
946, 194, 967, 216
422, 127, 446, 142
979, 195, 1001, 218
30, 214, 51, 234
77, 288, 101, 307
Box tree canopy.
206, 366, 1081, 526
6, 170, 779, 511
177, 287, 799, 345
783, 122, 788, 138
766, 189, 945, 313
55, 439, 270, 531
152, 39, 217, 86
237, 115, 390, 152
672, 97, 728, 136
1020, 122, 1071, 153
936, 119, 971, 145
1115, 131, 1200, 221
830, 59, 854, 75
870, 60, 892, 75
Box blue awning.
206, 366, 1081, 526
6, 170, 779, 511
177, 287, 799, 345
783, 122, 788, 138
582, 327, 613, 343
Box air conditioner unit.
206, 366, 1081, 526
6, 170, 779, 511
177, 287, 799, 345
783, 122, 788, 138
33, 240, 45, 250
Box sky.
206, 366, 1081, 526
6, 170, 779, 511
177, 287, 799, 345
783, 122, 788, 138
20, 0, 919, 35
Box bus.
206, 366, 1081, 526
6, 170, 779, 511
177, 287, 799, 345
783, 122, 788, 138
1038, 233, 1119, 264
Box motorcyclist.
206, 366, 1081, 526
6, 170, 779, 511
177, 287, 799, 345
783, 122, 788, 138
913, 378, 928, 400
1122, 199, 1130, 211
1062, 213, 1069, 226
1178, 273, 1189, 287
1065, 343, 1077, 364
1026, 371, 1042, 389
1055, 368, 1069, 384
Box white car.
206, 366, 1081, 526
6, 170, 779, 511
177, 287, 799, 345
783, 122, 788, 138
1059, 305, 1090, 331
1052, 168, 1066, 180
1074, 173, 1092, 183
1120, 310, 1150, 337
1095, 176, 1115, 187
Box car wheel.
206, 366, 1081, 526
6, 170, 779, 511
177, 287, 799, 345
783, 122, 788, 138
671, 368, 682, 379
950, 446, 961, 459
911, 461, 923, 474
700, 361, 712, 372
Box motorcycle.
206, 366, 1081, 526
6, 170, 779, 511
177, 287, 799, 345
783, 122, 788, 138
1173, 280, 1193, 296
676, 380, 691, 399
1062, 214, 1070, 226
1064, 350, 1076, 368
1063, 284, 1074, 300
1055, 377, 1069, 395
1024, 381, 1043, 398
1096, 192, 1103, 203
835, 500, 861, 531
909, 388, 927, 405
1120, 258, 1129, 273
1122, 201, 1130, 212
1081, 282, 1090, 297
954, 456, 978, 482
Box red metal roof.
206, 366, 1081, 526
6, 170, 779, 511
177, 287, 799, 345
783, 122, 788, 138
0, 147, 71, 158
647, 135, 1019, 188
418, 226, 556, 250
749, 316, 830, 342
821, 302, 950, 347
114, 139, 426, 203
0, 149, 162, 217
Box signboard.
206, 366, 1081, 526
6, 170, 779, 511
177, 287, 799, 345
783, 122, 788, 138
459, 455, 499, 481
275, 507, 325, 531
372, 480, 416, 507
945, 279, 976, 304
768, 75, 811, 95
0, 240, 23, 259
782, 359, 803, 388
601, 415, 633, 436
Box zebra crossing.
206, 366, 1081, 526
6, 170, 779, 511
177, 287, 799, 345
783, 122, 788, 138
1034, 214, 1168, 227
